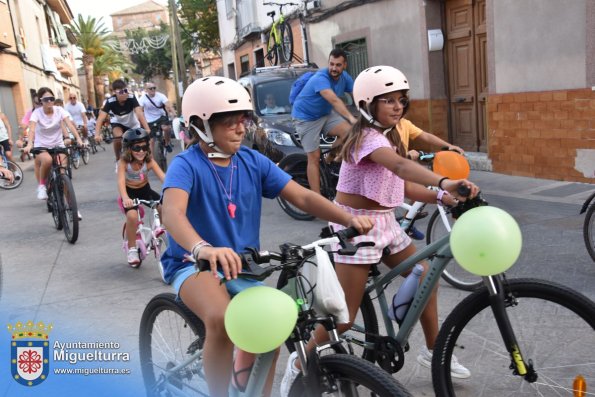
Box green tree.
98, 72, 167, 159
127, 23, 193, 80
65, 15, 110, 108
93, 46, 131, 104
127, 23, 173, 80
178, 0, 220, 54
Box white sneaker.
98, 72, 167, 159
127, 248, 141, 268
77, 211, 83, 221
36, 185, 48, 200
280, 351, 300, 397
417, 345, 471, 379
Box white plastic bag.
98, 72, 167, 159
302, 246, 350, 324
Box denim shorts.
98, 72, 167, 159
172, 264, 263, 297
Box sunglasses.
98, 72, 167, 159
147, 87, 156, 90
116, 89, 129, 95
130, 144, 149, 152
41, 97, 56, 103
377, 97, 409, 107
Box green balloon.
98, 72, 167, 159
224, 286, 298, 354
450, 206, 522, 276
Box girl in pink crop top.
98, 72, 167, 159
296, 66, 479, 379
117, 131, 166, 267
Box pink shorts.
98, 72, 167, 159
330, 203, 411, 265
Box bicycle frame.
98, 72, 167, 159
131, 199, 163, 260
269, 13, 284, 47
347, 233, 533, 380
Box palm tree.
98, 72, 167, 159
65, 15, 110, 108
93, 46, 131, 105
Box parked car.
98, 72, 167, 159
239, 64, 356, 164
238, 64, 317, 163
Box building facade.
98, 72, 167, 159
0, 0, 80, 139
217, 0, 595, 183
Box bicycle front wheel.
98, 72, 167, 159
49, 179, 63, 230
58, 174, 78, 244
289, 353, 412, 397
432, 278, 595, 397
276, 154, 315, 221
0, 160, 23, 189
583, 203, 595, 261
280, 21, 294, 63
426, 208, 482, 291
72, 151, 80, 169
81, 147, 90, 164
139, 293, 208, 397
154, 140, 167, 172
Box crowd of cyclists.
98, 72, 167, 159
6, 52, 484, 397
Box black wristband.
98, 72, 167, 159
438, 177, 449, 190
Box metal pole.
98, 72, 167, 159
301, 1, 310, 65
173, 10, 187, 91
168, 0, 182, 112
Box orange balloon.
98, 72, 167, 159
433, 151, 470, 180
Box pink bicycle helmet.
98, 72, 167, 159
182, 76, 252, 157
353, 66, 409, 109
182, 76, 252, 125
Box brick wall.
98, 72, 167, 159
406, 99, 449, 152
488, 88, 595, 183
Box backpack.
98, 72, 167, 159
288, 71, 315, 105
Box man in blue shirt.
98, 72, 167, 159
291, 48, 357, 194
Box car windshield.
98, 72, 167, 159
254, 80, 292, 117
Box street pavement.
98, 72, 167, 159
0, 143, 593, 397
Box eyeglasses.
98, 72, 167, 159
41, 97, 56, 103
224, 112, 254, 130
130, 144, 149, 152
377, 97, 409, 107
147, 87, 156, 90
116, 89, 129, 95
69, 97, 77, 100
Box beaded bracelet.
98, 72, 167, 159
191, 240, 212, 261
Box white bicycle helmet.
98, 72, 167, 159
353, 66, 409, 128
182, 76, 252, 157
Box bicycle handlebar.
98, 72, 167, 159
191, 226, 372, 282
31, 147, 69, 156
131, 198, 161, 209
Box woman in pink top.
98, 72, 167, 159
280, 66, 480, 391
24, 87, 83, 200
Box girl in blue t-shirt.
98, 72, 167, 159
160, 76, 374, 397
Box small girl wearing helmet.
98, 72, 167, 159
159, 76, 374, 397
279, 66, 479, 391
117, 127, 165, 267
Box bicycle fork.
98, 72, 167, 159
484, 275, 538, 383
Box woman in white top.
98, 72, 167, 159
0, 110, 13, 161
24, 87, 83, 200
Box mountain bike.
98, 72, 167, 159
121, 198, 167, 280
0, 145, 23, 190
580, 190, 595, 261
32, 147, 79, 244
264, 2, 297, 65
277, 148, 482, 290
139, 227, 412, 397
278, 191, 595, 396
76, 126, 91, 165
